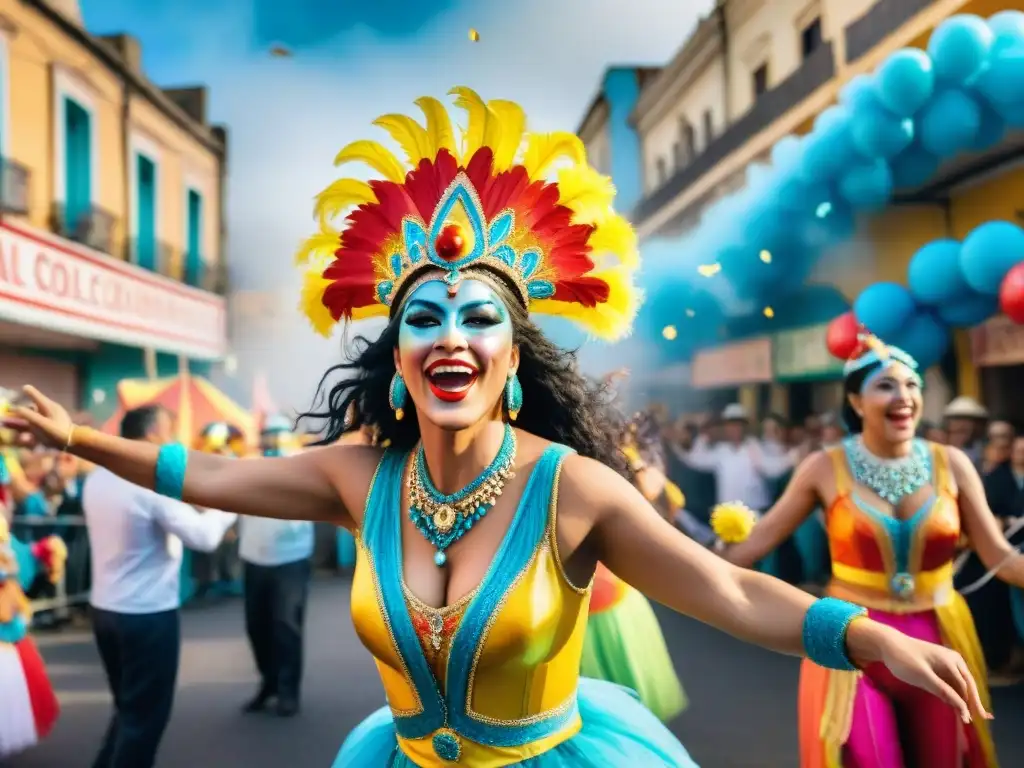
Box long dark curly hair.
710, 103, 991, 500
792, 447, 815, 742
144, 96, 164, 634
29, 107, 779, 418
298, 275, 627, 473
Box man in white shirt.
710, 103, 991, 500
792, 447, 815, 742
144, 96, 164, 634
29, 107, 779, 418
673, 404, 771, 512
83, 406, 236, 768
239, 417, 314, 717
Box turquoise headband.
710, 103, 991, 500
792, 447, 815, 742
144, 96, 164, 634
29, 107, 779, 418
844, 345, 922, 393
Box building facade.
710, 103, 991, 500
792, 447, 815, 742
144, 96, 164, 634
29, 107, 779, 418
627, 0, 1016, 423
0, 0, 228, 421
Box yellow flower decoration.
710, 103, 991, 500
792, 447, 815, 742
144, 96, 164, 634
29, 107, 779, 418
710, 502, 758, 544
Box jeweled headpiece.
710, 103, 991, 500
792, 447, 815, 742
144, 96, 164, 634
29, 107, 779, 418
296, 87, 641, 340
843, 332, 921, 383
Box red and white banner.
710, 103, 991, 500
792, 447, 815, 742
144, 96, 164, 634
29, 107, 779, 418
0, 222, 226, 360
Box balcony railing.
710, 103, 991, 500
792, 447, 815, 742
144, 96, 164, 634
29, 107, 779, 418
633, 41, 836, 229
845, 0, 938, 64
203, 258, 228, 295
129, 238, 176, 276
0, 158, 30, 215
51, 203, 117, 255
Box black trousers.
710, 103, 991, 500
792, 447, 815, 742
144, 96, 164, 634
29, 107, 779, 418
91, 607, 180, 768
243, 558, 311, 700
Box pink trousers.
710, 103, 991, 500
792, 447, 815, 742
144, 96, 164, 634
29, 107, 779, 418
842, 609, 984, 767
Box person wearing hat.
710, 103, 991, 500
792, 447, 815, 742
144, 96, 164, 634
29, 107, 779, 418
943, 396, 988, 466
673, 403, 772, 515
238, 415, 314, 717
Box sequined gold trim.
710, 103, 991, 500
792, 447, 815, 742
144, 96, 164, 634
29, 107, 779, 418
546, 456, 592, 596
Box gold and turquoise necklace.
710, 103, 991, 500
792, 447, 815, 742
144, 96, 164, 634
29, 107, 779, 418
408, 424, 517, 567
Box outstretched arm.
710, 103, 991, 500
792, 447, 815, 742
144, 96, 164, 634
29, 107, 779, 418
558, 455, 988, 721
950, 447, 1024, 587
723, 451, 829, 568
7, 386, 376, 526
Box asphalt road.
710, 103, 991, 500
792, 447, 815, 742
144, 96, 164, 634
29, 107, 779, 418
9, 576, 1024, 767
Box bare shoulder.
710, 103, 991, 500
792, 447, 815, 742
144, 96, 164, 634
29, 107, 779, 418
558, 452, 629, 509
941, 443, 977, 481
797, 449, 834, 477
306, 442, 386, 526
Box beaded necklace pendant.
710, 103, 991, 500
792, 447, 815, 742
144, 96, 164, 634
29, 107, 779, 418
408, 424, 517, 566
846, 436, 932, 506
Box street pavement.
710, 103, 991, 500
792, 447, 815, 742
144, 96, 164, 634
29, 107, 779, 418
10, 576, 1024, 767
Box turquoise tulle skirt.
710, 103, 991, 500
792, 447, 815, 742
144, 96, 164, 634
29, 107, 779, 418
332, 678, 698, 767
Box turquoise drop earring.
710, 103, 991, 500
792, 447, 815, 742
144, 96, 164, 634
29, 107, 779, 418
505, 372, 523, 421
389, 372, 407, 420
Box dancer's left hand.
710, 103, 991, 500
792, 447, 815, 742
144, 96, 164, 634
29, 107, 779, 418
877, 631, 992, 723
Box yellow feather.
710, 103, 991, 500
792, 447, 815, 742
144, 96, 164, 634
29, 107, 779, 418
372, 114, 432, 166
522, 131, 586, 180
294, 227, 341, 267
585, 212, 639, 268
333, 140, 407, 183
449, 86, 490, 160
351, 304, 390, 321
487, 99, 526, 171
313, 178, 376, 226
557, 166, 617, 224
300, 268, 337, 337
531, 265, 641, 341
414, 96, 458, 159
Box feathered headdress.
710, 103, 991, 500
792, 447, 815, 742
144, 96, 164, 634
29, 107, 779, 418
295, 87, 641, 340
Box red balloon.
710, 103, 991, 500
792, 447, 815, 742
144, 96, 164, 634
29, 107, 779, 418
1000, 262, 1024, 323
826, 311, 861, 359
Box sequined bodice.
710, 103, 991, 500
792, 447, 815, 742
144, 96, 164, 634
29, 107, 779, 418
825, 442, 960, 612
349, 444, 592, 767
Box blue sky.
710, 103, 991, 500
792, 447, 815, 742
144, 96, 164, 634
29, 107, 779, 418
80, 0, 714, 407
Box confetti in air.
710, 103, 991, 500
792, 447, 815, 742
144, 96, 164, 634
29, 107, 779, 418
662, 325, 678, 341
468, 28, 480, 42
269, 45, 293, 57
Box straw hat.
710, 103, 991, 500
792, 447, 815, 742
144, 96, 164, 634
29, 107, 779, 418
722, 404, 749, 422
942, 397, 988, 420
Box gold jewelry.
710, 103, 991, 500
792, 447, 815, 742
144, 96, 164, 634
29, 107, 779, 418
63, 424, 78, 453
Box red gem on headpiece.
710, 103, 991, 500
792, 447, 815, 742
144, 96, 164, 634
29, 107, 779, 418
435, 223, 466, 262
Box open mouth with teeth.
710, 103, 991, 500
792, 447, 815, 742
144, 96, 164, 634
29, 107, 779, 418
886, 407, 915, 429
425, 359, 480, 402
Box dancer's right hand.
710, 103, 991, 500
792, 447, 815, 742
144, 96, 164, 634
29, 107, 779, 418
3, 386, 74, 450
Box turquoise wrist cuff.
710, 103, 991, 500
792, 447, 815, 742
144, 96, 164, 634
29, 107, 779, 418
803, 597, 867, 671
155, 443, 188, 500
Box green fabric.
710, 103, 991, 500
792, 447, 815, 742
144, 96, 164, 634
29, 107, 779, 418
581, 586, 687, 722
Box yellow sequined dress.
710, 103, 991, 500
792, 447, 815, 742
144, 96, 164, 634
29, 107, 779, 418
333, 444, 697, 767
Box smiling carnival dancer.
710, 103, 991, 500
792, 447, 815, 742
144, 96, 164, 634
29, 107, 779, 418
718, 333, 1024, 767
4, 89, 994, 768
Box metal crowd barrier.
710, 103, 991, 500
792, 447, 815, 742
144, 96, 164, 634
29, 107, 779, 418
10, 515, 92, 615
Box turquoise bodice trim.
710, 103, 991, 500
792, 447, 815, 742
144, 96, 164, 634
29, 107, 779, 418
360, 442, 577, 747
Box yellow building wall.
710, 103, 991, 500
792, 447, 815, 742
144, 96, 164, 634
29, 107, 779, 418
4, 0, 125, 252
129, 95, 221, 277
1, 0, 221, 277
811, 205, 949, 302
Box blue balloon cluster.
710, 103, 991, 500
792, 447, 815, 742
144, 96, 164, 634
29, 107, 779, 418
687, 11, 1024, 306
853, 219, 1024, 368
